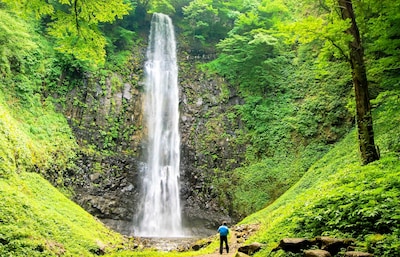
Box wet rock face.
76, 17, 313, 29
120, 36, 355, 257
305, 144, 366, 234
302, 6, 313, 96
70, 153, 140, 235
178, 53, 245, 231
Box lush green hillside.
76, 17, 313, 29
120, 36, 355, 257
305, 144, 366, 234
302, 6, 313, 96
0, 76, 130, 256
0, 172, 130, 256
238, 90, 400, 256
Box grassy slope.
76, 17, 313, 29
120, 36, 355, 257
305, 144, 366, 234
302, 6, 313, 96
238, 90, 400, 256
0, 92, 131, 256
0, 172, 128, 256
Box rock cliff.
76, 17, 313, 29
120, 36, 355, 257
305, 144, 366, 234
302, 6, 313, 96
61, 44, 245, 236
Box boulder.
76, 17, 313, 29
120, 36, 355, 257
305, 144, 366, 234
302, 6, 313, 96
304, 249, 332, 257
238, 242, 264, 255
315, 236, 355, 255
272, 238, 314, 253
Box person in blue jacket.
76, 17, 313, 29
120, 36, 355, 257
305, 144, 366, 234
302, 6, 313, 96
217, 221, 229, 254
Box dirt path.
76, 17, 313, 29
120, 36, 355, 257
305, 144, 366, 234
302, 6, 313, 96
194, 224, 259, 257
198, 233, 239, 257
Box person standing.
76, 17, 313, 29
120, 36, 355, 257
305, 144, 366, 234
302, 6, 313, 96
217, 221, 229, 254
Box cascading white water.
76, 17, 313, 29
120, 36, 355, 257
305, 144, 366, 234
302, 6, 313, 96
135, 13, 183, 237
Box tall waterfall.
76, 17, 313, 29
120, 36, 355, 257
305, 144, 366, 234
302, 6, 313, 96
135, 13, 183, 237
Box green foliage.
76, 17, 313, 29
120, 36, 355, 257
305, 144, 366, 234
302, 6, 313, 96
238, 90, 400, 257
0, 91, 77, 183
231, 140, 332, 217
283, 15, 352, 56
358, 0, 400, 91
48, 18, 108, 65
181, 0, 241, 47
281, 0, 400, 94
233, 158, 294, 216
0, 0, 399, 256
211, 32, 286, 95
0, 65, 133, 255
207, 0, 289, 94
294, 158, 400, 237
0, 10, 45, 100
0, 7, 96, 111
0, 0, 132, 64
0, 12, 78, 177
201, 0, 357, 219
0, 172, 126, 256
365, 233, 400, 257
104, 25, 137, 69
149, 0, 176, 14
182, 0, 219, 41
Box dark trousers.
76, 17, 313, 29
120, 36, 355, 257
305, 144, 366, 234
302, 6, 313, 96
219, 235, 229, 254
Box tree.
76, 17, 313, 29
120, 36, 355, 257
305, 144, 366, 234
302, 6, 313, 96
337, 0, 379, 164
357, 0, 400, 91
284, 0, 381, 164
182, 0, 243, 47
0, 0, 132, 65
207, 0, 288, 95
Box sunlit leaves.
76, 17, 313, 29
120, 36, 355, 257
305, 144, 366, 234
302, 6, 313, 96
281, 0, 400, 92
230, 12, 259, 35
149, 0, 176, 15
0, 10, 39, 77
357, 0, 400, 89
284, 16, 352, 60
182, 0, 219, 42
249, 29, 278, 45
0, 0, 132, 65
48, 18, 106, 64
0, 0, 53, 18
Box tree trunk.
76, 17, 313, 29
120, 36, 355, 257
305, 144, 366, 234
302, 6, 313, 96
338, 0, 379, 164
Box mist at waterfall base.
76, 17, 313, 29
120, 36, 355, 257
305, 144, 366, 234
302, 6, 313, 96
133, 13, 188, 238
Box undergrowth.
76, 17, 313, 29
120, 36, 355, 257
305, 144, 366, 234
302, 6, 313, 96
238, 90, 400, 257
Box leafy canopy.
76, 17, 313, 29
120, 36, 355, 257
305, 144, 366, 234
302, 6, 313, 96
182, 0, 244, 46
207, 0, 289, 95
0, 0, 132, 64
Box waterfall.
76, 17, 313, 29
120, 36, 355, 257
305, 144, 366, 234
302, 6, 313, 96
135, 13, 183, 237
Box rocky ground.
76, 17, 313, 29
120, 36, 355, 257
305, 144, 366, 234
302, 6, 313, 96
132, 224, 374, 257
191, 224, 261, 257
132, 224, 260, 256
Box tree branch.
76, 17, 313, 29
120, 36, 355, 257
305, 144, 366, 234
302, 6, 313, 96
325, 36, 350, 62
74, 0, 80, 34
